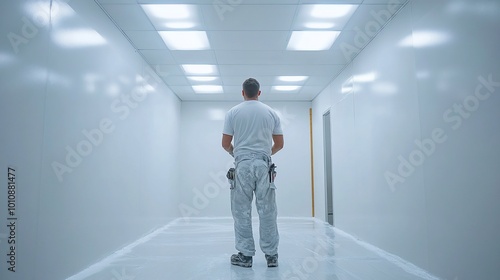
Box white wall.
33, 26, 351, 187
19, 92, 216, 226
0, 1, 181, 279
312, 0, 500, 279
179, 101, 312, 218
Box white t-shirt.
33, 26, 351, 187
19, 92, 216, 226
223, 100, 283, 158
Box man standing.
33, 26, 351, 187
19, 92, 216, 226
222, 78, 284, 268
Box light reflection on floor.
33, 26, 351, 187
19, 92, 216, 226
71, 218, 438, 280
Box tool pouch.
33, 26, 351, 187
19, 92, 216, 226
269, 163, 277, 189
226, 167, 236, 190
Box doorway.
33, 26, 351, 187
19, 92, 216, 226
323, 110, 334, 226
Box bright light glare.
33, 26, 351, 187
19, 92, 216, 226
25, 1, 75, 26
164, 22, 196, 29
273, 86, 301, 91
141, 4, 191, 20
278, 76, 308, 82
52, 29, 106, 48
159, 31, 210, 50
353, 72, 377, 83
399, 31, 450, 48
182, 65, 217, 75
341, 86, 353, 93
287, 31, 340, 51
188, 76, 218, 82
193, 85, 223, 94
304, 22, 336, 29
341, 77, 353, 94
311, 5, 357, 18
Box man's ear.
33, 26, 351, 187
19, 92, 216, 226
258, 90, 261, 96
242, 90, 245, 97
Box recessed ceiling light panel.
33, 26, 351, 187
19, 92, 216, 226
188, 76, 218, 82
287, 31, 340, 51
141, 4, 200, 29
192, 85, 223, 94
278, 76, 309, 82
182, 65, 218, 75
273, 86, 301, 91
295, 4, 358, 30
159, 31, 210, 50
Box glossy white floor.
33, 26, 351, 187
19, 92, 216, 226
68, 218, 439, 280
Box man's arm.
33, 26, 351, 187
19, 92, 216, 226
222, 134, 234, 156
271, 134, 284, 155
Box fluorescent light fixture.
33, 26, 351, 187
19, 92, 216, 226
164, 22, 196, 29
52, 28, 106, 48
278, 76, 308, 82
399, 31, 450, 48
188, 76, 218, 82
142, 4, 199, 30
192, 85, 223, 94
311, 4, 357, 18
273, 86, 301, 91
159, 31, 210, 50
141, 4, 191, 20
287, 31, 340, 51
182, 65, 217, 75
304, 22, 336, 29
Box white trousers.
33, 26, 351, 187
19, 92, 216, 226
231, 154, 279, 257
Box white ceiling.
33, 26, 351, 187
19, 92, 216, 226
95, 0, 407, 101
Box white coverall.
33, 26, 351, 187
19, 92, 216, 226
223, 100, 282, 257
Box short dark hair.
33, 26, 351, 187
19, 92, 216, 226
242, 78, 260, 98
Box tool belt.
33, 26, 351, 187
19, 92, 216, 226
226, 161, 277, 190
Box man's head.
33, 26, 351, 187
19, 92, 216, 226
242, 78, 261, 100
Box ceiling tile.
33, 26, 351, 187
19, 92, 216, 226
291, 4, 359, 31
97, 0, 136, 3
303, 76, 334, 86
168, 85, 195, 94
201, 5, 297, 30
150, 64, 184, 76
343, 4, 403, 31
140, 50, 176, 64
362, 0, 407, 4
221, 76, 275, 86
218, 64, 345, 77
160, 75, 190, 86
124, 31, 166, 49
209, 31, 289, 51
299, 0, 361, 3
170, 51, 217, 64
100, 4, 154, 31
136, 0, 299, 3
214, 50, 349, 65
97, 0, 407, 101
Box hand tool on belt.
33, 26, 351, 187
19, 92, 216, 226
269, 163, 277, 183
226, 167, 236, 189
